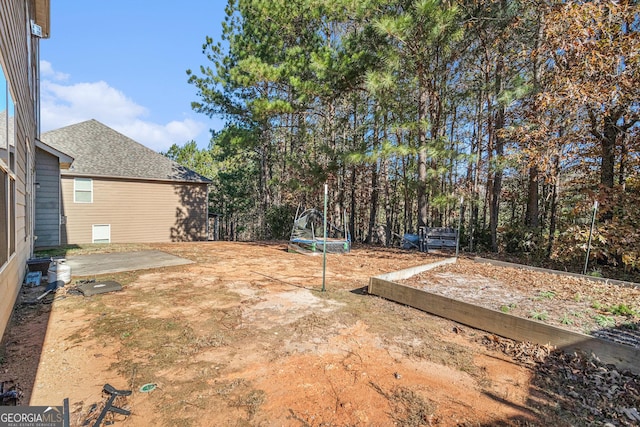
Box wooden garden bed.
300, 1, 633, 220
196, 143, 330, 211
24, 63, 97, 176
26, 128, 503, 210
368, 257, 640, 374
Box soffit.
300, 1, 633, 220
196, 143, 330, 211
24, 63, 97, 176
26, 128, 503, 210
34, 0, 50, 38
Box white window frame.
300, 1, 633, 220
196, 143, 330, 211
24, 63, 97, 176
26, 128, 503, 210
0, 169, 8, 271
92, 224, 110, 244
0, 64, 16, 272
74, 177, 93, 203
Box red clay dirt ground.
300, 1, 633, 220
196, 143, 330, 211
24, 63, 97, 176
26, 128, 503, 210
0, 242, 638, 426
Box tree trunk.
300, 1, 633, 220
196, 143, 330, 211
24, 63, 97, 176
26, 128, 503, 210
417, 74, 429, 229
349, 165, 357, 241
334, 164, 345, 237
402, 155, 413, 234
488, 25, 506, 253
382, 116, 393, 246
526, 165, 539, 228
367, 161, 379, 243
490, 107, 504, 252
259, 128, 272, 239
547, 155, 560, 258
589, 109, 624, 221
600, 113, 617, 189
366, 107, 380, 243
469, 92, 483, 252
619, 133, 627, 188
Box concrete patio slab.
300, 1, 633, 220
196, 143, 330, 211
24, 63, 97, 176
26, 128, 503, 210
64, 250, 194, 276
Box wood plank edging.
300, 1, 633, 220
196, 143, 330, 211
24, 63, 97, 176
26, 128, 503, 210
374, 257, 457, 282
368, 262, 640, 374
473, 257, 640, 289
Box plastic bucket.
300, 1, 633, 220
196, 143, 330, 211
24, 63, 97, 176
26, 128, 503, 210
48, 259, 71, 285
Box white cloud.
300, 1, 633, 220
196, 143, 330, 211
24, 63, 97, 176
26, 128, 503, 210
40, 62, 207, 152
118, 119, 206, 153
40, 60, 70, 81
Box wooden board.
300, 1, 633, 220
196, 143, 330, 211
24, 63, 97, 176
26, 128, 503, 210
375, 257, 456, 282
474, 257, 640, 289
368, 272, 640, 375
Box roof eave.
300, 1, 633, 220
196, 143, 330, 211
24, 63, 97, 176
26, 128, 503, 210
34, 0, 50, 39
60, 171, 212, 185
36, 139, 74, 168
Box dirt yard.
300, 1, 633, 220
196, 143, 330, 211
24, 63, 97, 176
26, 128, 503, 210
1, 242, 639, 426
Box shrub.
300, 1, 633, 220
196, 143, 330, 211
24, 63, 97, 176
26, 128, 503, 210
265, 204, 296, 240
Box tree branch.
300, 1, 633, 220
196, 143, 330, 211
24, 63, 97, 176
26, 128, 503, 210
588, 110, 603, 141
621, 114, 640, 132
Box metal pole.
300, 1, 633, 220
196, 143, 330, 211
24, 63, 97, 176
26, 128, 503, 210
583, 200, 598, 275
63, 398, 70, 427
456, 196, 463, 258
322, 183, 328, 292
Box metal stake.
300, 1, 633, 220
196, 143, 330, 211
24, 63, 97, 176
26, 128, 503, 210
583, 200, 598, 275
456, 196, 463, 258
322, 183, 328, 292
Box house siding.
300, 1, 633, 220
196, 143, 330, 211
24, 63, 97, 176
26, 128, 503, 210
61, 177, 208, 244
34, 147, 60, 247
0, 0, 42, 339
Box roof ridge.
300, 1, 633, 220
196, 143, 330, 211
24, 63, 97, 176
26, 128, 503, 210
40, 120, 211, 183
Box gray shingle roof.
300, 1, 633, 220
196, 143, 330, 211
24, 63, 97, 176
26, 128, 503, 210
41, 119, 211, 183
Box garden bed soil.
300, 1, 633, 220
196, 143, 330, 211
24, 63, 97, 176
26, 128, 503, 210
1, 243, 639, 426
399, 257, 640, 348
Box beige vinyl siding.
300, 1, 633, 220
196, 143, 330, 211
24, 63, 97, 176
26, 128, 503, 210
0, 0, 41, 338
61, 177, 208, 244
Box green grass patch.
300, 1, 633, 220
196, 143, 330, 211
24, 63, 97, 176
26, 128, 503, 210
588, 270, 603, 278
591, 300, 603, 310
607, 304, 637, 317
593, 314, 616, 328
499, 303, 517, 313
560, 314, 574, 325
529, 311, 548, 321
536, 291, 556, 300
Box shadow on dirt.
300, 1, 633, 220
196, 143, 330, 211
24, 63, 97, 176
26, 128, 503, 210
0, 286, 55, 405
350, 286, 368, 295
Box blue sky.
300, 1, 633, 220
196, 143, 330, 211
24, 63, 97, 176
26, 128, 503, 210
40, 1, 227, 152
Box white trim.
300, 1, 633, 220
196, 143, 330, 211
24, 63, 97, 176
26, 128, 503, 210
74, 177, 93, 203
92, 224, 110, 243
0, 169, 8, 268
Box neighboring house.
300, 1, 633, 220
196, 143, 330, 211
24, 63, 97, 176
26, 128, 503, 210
0, 0, 49, 338
39, 119, 212, 245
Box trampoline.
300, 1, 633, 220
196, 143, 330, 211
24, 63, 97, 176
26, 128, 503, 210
288, 208, 351, 255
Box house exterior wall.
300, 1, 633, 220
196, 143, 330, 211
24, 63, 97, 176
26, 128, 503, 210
0, 0, 43, 339
60, 177, 209, 244
34, 147, 60, 247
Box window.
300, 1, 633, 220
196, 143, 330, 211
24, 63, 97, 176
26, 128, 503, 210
7, 95, 14, 172
92, 224, 110, 244
9, 178, 14, 255
0, 61, 16, 268
0, 171, 7, 265
74, 178, 93, 203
